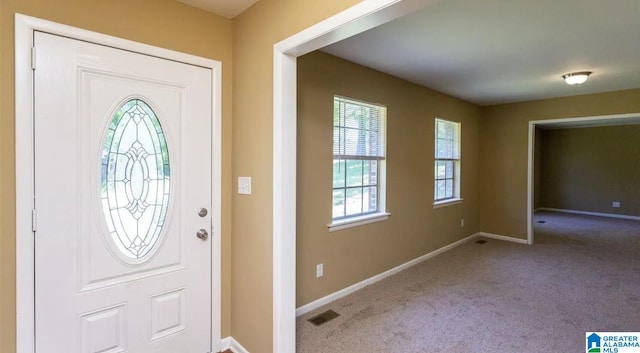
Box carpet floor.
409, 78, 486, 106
296, 211, 640, 352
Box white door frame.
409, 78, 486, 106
526, 112, 640, 245
15, 14, 222, 353
272, 0, 437, 351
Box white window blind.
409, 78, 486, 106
333, 96, 386, 160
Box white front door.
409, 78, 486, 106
34, 31, 214, 353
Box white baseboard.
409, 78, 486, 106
296, 233, 479, 317
221, 336, 250, 353
478, 232, 529, 244
538, 207, 640, 221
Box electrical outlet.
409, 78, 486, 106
613, 201, 621, 208
461, 219, 465, 227
316, 264, 324, 278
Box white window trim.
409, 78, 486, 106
433, 197, 463, 209
328, 211, 391, 231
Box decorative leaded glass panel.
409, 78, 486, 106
101, 99, 170, 260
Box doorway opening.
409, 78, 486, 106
272, 1, 439, 351
527, 113, 640, 244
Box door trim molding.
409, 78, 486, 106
15, 14, 222, 353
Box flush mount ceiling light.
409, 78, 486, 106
562, 71, 592, 85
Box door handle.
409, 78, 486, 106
196, 229, 208, 240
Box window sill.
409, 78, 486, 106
433, 198, 463, 209
328, 212, 391, 232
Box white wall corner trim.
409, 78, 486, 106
221, 337, 251, 353
296, 233, 478, 317
478, 232, 529, 245
15, 14, 222, 353
527, 121, 535, 245
538, 208, 640, 221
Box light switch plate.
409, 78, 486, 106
238, 177, 252, 195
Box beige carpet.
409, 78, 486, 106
296, 211, 640, 352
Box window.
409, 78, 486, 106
101, 99, 171, 260
434, 118, 460, 203
332, 96, 386, 222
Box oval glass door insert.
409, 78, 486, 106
101, 99, 171, 260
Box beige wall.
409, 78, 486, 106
539, 125, 640, 216
296, 51, 482, 306
0, 0, 232, 351
480, 89, 640, 240
232, 1, 362, 351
